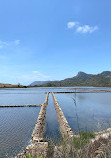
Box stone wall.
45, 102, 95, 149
52, 92, 74, 139
17, 92, 49, 158
0, 104, 41, 108
32, 92, 49, 142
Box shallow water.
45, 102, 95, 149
0, 88, 46, 105
44, 93, 60, 142
0, 87, 111, 157
0, 107, 40, 158
55, 93, 111, 133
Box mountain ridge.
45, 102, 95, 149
30, 71, 111, 87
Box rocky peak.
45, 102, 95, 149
74, 71, 92, 81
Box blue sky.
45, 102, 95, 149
0, 0, 111, 85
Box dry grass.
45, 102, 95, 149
46, 133, 111, 158
26, 133, 111, 158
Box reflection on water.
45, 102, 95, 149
55, 93, 111, 133
44, 94, 60, 142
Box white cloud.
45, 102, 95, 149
67, 21, 98, 34
67, 21, 79, 29
16, 71, 50, 85
0, 39, 20, 48
32, 71, 50, 79
76, 25, 98, 33
14, 40, 20, 45
0, 70, 50, 85
0, 40, 8, 48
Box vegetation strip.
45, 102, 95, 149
17, 93, 49, 158
52, 92, 74, 138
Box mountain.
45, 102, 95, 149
30, 81, 50, 86
30, 71, 111, 87
73, 71, 92, 81
99, 71, 111, 77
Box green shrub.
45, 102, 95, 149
37, 156, 42, 158
27, 154, 32, 158
27, 154, 42, 158
80, 131, 95, 139
72, 131, 95, 149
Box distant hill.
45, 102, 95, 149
30, 71, 111, 87
99, 71, 111, 77
30, 81, 50, 86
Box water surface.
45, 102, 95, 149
55, 93, 111, 132
0, 87, 111, 157
44, 93, 60, 142
0, 88, 46, 105
0, 107, 40, 158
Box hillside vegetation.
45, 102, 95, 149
30, 71, 111, 87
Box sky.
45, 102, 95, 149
0, 0, 111, 85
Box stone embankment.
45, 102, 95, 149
52, 92, 74, 139
17, 92, 49, 158
0, 104, 41, 108
54, 89, 111, 93
54, 91, 88, 93
32, 92, 49, 142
